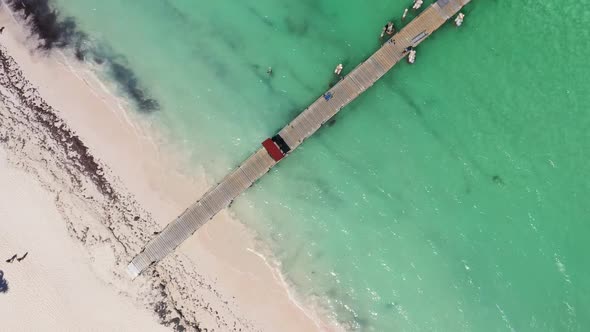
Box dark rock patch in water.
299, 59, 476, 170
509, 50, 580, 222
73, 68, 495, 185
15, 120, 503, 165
286, 68, 317, 94
109, 60, 160, 112
5, 0, 86, 51
492, 174, 504, 185
5, 0, 160, 113
393, 86, 494, 181
244, 5, 275, 28
393, 85, 423, 116
285, 16, 309, 37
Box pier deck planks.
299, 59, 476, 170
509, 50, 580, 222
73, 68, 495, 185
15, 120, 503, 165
128, 0, 471, 277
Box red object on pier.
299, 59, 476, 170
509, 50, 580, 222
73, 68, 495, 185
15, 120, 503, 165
262, 138, 285, 161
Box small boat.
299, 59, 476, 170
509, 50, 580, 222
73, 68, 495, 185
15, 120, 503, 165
407, 49, 416, 64
380, 22, 395, 38
386, 22, 395, 35
455, 13, 465, 27
402, 8, 409, 20
334, 63, 343, 75
412, 0, 423, 10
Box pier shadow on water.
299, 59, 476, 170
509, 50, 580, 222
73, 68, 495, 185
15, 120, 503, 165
0, 270, 8, 293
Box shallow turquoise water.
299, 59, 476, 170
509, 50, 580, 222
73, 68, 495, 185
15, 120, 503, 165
48, 0, 590, 330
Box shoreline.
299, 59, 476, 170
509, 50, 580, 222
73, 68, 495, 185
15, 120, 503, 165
0, 6, 338, 332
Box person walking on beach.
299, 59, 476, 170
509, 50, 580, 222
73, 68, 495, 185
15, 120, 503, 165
5, 254, 17, 263
5, 252, 28, 263
16, 252, 28, 262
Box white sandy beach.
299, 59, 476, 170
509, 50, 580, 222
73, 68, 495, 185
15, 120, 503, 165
0, 146, 170, 332
0, 6, 337, 332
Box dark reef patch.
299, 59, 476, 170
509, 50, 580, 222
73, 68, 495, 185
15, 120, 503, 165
5, 0, 160, 112
393, 85, 423, 116
244, 5, 275, 28
286, 68, 317, 95
492, 174, 504, 185
392, 85, 494, 187
4, 0, 87, 50
109, 60, 160, 112
284, 16, 310, 37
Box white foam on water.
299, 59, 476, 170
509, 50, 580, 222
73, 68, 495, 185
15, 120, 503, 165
245, 246, 333, 331
554, 254, 572, 284
495, 304, 516, 332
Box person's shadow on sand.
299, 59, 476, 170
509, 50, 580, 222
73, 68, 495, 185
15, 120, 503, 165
0, 270, 8, 293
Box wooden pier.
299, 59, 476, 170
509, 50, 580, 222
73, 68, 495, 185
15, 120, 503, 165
127, 0, 471, 278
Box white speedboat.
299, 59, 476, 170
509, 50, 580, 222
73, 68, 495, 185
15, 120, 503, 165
455, 13, 465, 27
408, 50, 416, 64
412, 0, 423, 10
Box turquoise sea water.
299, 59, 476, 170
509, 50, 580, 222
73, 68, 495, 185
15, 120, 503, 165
43, 0, 590, 330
